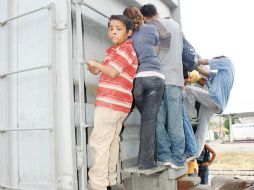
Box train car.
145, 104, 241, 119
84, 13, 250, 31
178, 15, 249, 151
0, 0, 181, 189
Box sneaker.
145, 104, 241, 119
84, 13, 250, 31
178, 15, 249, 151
170, 163, 186, 169
157, 161, 172, 166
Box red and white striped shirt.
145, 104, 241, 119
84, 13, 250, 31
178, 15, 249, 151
96, 39, 138, 113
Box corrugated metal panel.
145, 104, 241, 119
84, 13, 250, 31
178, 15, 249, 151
0, 0, 76, 189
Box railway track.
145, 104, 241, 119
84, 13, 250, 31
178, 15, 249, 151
210, 169, 254, 177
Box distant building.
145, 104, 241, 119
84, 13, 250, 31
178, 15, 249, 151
219, 111, 254, 142
209, 126, 229, 141
231, 123, 254, 141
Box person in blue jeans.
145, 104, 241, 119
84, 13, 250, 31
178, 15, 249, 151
123, 6, 165, 169
185, 56, 235, 155
140, 4, 186, 168
197, 144, 216, 184
182, 103, 197, 157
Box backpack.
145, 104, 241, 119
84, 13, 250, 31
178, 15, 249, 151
182, 35, 198, 78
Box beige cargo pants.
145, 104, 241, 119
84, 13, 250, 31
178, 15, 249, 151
88, 106, 128, 190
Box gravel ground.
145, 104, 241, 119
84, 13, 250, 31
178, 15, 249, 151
205, 141, 254, 181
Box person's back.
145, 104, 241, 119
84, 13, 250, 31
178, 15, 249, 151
131, 23, 162, 74
158, 18, 184, 87
140, 3, 186, 168
124, 6, 165, 169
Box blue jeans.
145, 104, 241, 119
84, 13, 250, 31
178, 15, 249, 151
198, 166, 209, 184
156, 85, 186, 166
182, 104, 197, 156
133, 76, 164, 169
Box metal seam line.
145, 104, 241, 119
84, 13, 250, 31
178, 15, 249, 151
0, 127, 53, 133
0, 4, 53, 26
80, 2, 109, 19
0, 64, 52, 78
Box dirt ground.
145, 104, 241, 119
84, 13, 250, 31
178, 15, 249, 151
207, 142, 254, 170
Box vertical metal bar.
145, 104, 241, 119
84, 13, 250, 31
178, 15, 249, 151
75, 1, 87, 189
229, 115, 233, 142
47, 3, 59, 189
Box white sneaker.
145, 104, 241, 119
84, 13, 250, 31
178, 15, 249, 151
170, 163, 186, 169
157, 161, 172, 166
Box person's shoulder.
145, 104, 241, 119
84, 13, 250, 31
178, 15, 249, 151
143, 23, 157, 32
160, 18, 179, 27
117, 40, 137, 57
118, 39, 134, 50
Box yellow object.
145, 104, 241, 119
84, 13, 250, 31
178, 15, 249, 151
188, 160, 198, 174
186, 70, 201, 83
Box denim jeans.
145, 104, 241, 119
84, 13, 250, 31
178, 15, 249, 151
198, 166, 209, 184
133, 76, 164, 169
156, 85, 186, 166
185, 86, 216, 156
182, 104, 197, 156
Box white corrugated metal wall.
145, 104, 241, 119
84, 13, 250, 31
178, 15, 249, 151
0, 0, 75, 189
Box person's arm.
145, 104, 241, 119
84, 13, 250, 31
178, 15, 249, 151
198, 59, 209, 65
152, 25, 160, 55
197, 78, 207, 86
203, 144, 216, 166
86, 59, 119, 78
87, 65, 100, 75
196, 65, 209, 78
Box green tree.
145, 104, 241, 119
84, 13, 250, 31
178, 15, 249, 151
224, 118, 230, 130
223, 115, 237, 131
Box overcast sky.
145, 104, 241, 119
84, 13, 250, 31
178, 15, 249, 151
180, 0, 254, 114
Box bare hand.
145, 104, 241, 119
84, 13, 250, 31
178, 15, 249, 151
87, 59, 98, 67
88, 65, 100, 75
202, 162, 210, 167
83, 60, 100, 75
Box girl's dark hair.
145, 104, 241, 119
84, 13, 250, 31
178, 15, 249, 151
108, 15, 134, 32
123, 6, 143, 31
140, 4, 158, 18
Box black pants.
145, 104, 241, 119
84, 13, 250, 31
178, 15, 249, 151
133, 76, 164, 169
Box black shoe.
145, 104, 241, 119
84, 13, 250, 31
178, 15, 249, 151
107, 186, 111, 190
